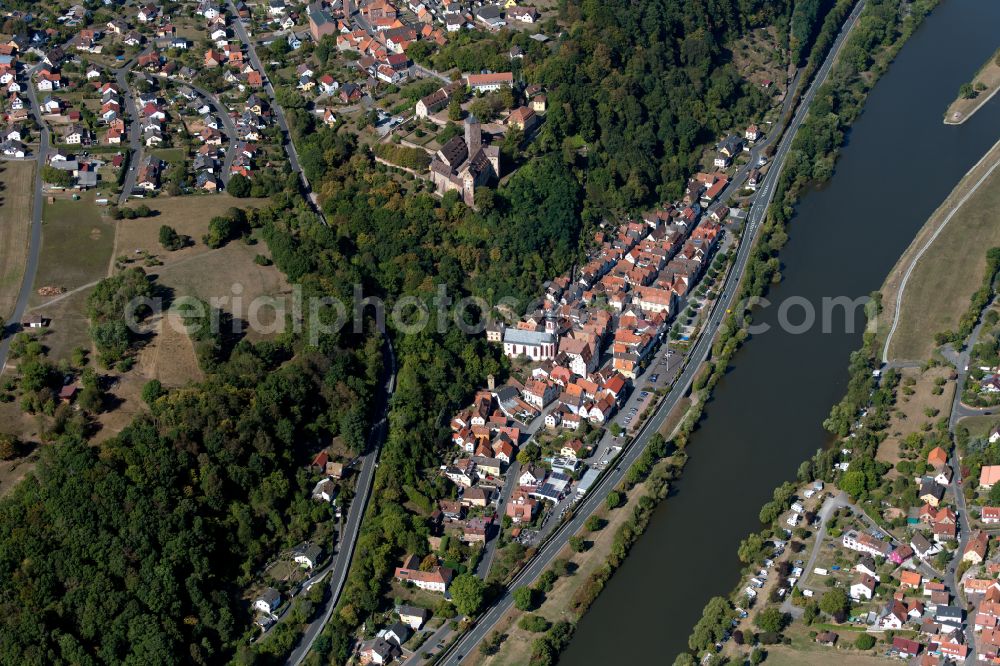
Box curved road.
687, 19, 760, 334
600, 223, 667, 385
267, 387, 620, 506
435, 2, 868, 662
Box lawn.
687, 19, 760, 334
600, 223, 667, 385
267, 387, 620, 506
0, 161, 34, 323
150, 147, 186, 165
958, 414, 1000, 438
31, 192, 115, 302
881, 138, 1000, 361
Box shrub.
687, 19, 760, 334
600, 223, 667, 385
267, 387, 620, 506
855, 634, 876, 650
518, 614, 551, 633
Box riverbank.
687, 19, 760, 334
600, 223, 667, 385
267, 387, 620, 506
878, 135, 1000, 362
944, 47, 1000, 124
467, 371, 707, 665
469, 440, 685, 666
556, 0, 955, 662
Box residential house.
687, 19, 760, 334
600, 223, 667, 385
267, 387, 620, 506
964, 530, 989, 564
878, 600, 908, 629
416, 86, 450, 118
466, 72, 513, 93
918, 479, 945, 507
253, 587, 282, 615
383, 622, 412, 647
855, 555, 878, 578
394, 560, 453, 592
506, 489, 538, 523
928, 446, 948, 467
900, 570, 922, 590
560, 439, 585, 460
397, 605, 430, 630
842, 530, 892, 558
311, 478, 337, 503
981, 465, 1000, 489
506, 5, 539, 22
850, 574, 876, 600
359, 637, 399, 665
292, 543, 322, 569
889, 637, 921, 658
519, 465, 546, 488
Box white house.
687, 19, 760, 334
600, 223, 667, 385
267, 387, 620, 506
253, 587, 282, 615
877, 602, 906, 629
394, 565, 452, 593
292, 543, 322, 569
397, 605, 429, 630
850, 574, 876, 600
983, 506, 1000, 524
842, 530, 892, 558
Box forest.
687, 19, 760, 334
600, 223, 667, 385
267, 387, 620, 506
0, 338, 380, 664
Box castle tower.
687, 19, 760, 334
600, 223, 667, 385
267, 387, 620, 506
487, 374, 495, 391
465, 114, 481, 156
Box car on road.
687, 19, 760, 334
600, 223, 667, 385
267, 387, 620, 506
650, 374, 659, 382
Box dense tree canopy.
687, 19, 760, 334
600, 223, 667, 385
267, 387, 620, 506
0, 341, 377, 664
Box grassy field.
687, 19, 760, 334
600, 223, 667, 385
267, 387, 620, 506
764, 644, 884, 666
89, 195, 285, 440
0, 161, 35, 324
31, 192, 115, 302
945, 47, 1000, 124
22, 193, 117, 364
880, 138, 1000, 361
959, 414, 1000, 438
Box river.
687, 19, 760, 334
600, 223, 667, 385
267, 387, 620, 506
561, 0, 1000, 662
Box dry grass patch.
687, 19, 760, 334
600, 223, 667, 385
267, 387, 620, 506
881, 138, 1000, 361
27, 290, 93, 367
91, 312, 205, 443
763, 645, 885, 666
877, 366, 955, 473
116, 194, 270, 268
0, 161, 34, 322
658, 395, 693, 439
31, 193, 115, 304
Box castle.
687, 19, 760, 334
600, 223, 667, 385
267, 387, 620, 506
429, 115, 499, 206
